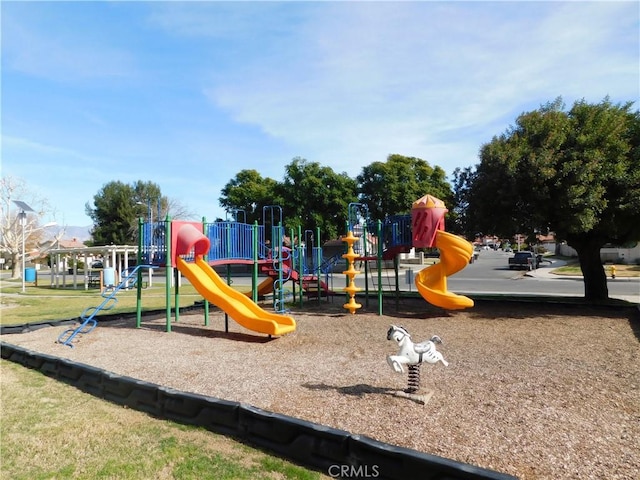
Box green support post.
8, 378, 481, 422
252, 222, 259, 303
174, 265, 180, 324
202, 217, 209, 326
394, 254, 400, 311
297, 225, 303, 308
289, 228, 302, 303
136, 217, 144, 328
224, 223, 231, 332
377, 220, 383, 315
225, 263, 231, 332
165, 216, 172, 332
289, 227, 294, 303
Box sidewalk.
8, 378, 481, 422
526, 258, 639, 304
528, 258, 640, 281
525, 257, 567, 279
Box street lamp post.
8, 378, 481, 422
20, 211, 26, 292
136, 200, 152, 225
13, 200, 35, 293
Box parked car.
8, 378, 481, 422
91, 261, 103, 269
508, 251, 540, 270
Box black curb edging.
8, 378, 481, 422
1, 342, 517, 480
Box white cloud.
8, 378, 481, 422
3, 1, 637, 225
195, 1, 637, 177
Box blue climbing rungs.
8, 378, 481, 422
58, 265, 157, 348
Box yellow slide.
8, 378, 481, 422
415, 230, 474, 310
176, 257, 296, 336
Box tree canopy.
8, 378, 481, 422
219, 155, 452, 242
86, 180, 165, 245
218, 169, 281, 225
278, 158, 358, 241
357, 154, 452, 222
464, 97, 640, 301
219, 159, 358, 242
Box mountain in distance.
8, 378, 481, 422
44, 225, 92, 242
63, 225, 92, 242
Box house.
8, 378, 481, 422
558, 241, 640, 264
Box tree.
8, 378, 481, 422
451, 166, 476, 235
218, 170, 280, 225
465, 97, 640, 301
85, 180, 180, 245
219, 160, 358, 241
278, 158, 358, 241
357, 154, 452, 222
1, 176, 64, 278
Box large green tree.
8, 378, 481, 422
278, 158, 358, 241
218, 170, 280, 225
357, 154, 452, 222
465, 97, 640, 301
86, 180, 165, 245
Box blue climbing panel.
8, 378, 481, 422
57, 265, 157, 348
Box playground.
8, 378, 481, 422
52, 198, 478, 346
5, 298, 639, 480
3, 198, 639, 479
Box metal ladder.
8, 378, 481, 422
57, 265, 156, 348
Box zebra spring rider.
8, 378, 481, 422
387, 325, 448, 394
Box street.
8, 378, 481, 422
292, 249, 638, 303
421, 249, 639, 303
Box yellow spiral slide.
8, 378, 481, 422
415, 230, 474, 310
176, 256, 296, 336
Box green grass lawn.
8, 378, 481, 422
0, 361, 327, 480
1, 278, 327, 479
0, 280, 241, 325
552, 262, 640, 277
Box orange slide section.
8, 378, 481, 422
176, 257, 296, 336
241, 278, 273, 298
256, 277, 274, 296
415, 230, 474, 310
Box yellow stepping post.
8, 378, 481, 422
342, 231, 362, 314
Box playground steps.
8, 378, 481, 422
300, 276, 335, 298
57, 265, 156, 348
260, 266, 335, 298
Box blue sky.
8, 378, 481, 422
2, 1, 638, 227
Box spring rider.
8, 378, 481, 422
386, 324, 448, 404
